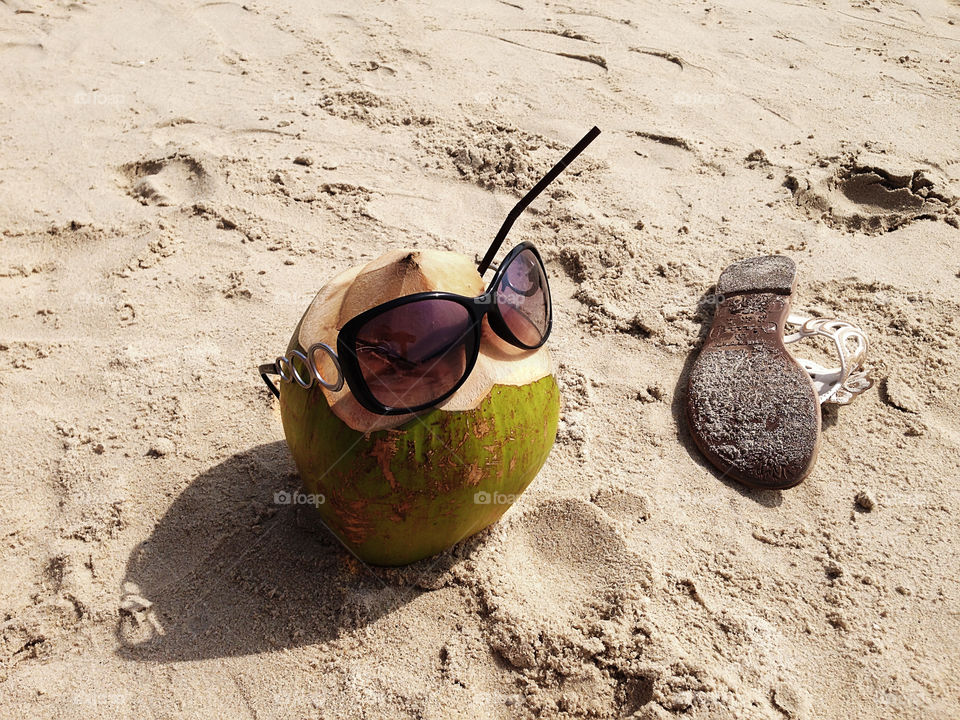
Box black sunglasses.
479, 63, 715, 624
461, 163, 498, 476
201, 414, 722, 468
259, 126, 600, 415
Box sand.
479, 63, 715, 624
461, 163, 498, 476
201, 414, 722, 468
2, 0, 959, 717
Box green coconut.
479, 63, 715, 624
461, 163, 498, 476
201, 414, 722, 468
278, 249, 560, 566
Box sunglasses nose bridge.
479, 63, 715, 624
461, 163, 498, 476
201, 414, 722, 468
477, 291, 517, 347
471, 291, 501, 331
472, 291, 495, 310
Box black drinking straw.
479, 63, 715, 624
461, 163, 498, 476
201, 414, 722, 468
477, 126, 601, 275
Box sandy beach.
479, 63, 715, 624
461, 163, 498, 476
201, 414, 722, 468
1, 0, 959, 717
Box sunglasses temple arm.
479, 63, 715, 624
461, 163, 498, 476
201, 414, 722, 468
477, 125, 601, 276
259, 362, 281, 399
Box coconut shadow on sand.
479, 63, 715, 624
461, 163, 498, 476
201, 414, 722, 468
115, 440, 469, 662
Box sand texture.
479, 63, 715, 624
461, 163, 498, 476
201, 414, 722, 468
1, 0, 959, 718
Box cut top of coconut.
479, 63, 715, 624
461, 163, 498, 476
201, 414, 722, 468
291, 248, 553, 433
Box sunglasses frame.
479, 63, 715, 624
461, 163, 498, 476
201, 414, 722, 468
334, 241, 551, 415
259, 126, 600, 415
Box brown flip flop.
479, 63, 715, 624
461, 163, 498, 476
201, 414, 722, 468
686, 255, 821, 489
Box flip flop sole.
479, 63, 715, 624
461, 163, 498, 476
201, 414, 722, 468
686, 256, 821, 490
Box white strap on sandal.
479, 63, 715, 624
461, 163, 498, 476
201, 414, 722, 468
784, 314, 874, 405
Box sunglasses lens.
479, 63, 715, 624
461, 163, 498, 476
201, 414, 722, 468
353, 299, 474, 410
497, 248, 550, 347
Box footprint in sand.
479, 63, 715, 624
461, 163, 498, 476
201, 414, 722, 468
630, 130, 702, 173
470, 498, 653, 673
590, 484, 651, 530
786, 151, 959, 233
120, 153, 215, 207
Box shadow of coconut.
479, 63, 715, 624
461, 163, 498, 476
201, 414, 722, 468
115, 441, 462, 661
670, 288, 784, 508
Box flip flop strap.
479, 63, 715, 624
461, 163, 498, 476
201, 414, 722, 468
783, 314, 874, 405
